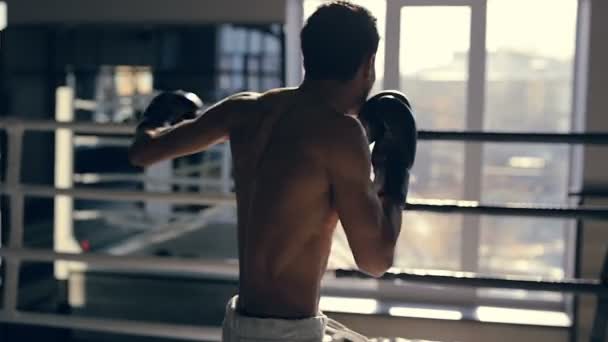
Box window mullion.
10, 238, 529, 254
383, 0, 402, 90
461, 0, 487, 278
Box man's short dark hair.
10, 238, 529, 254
301, 1, 380, 81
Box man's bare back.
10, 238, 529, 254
129, 85, 403, 319
230, 88, 349, 318
129, 85, 401, 320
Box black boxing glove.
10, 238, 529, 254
360, 91, 417, 207
360, 90, 412, 143
138, 90, 203, 130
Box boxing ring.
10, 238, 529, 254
1, 107, 608, 340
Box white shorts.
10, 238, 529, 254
221, 296, 370, 342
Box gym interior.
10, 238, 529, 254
0, 0, 607, 341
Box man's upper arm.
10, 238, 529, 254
328, 116, 389, 270
130, 92, 258, 165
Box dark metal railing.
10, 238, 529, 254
419, 131, 608, 145
336, 269, 608, 297
406, 199, 608, 220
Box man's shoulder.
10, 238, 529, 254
225, 88, 297, 110
220, 90, 280, 125
224, 91, 262, 105
317, 114, 369, 169
257, 87, 300, 106
326, 114, 368, 145
261, 87, 299, 97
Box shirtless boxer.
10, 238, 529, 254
129, 2, 415, 341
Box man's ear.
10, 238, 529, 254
364, 54, 376, 79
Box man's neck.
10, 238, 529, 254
300, 79, 359, 115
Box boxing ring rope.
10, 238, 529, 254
1, 117, 608, 341
0, 311, 223, 341
0, 118, 135, 134
418, 131, 608, 144
4, 247, 607, 296
335, 269, 608, 296
1, 184, 608, 220
3, 118, 608, 144
73, 172, 231, 187
405, 199, 608, 220
0, 248, 239, 280
0, 184, 236, 206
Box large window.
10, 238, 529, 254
303, 0, 579, 307
216, 24, 284, 97
397, 6, 470, 271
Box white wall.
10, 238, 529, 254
4, 0, 285, 24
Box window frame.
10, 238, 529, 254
215, 24, 284, 96
385, 0, 487, 279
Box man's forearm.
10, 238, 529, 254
135, 119, 183, 139
128, 124, 168, 166
128, 127, 154, 167
381, 196, 402, 243
128, 118, 196, 167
